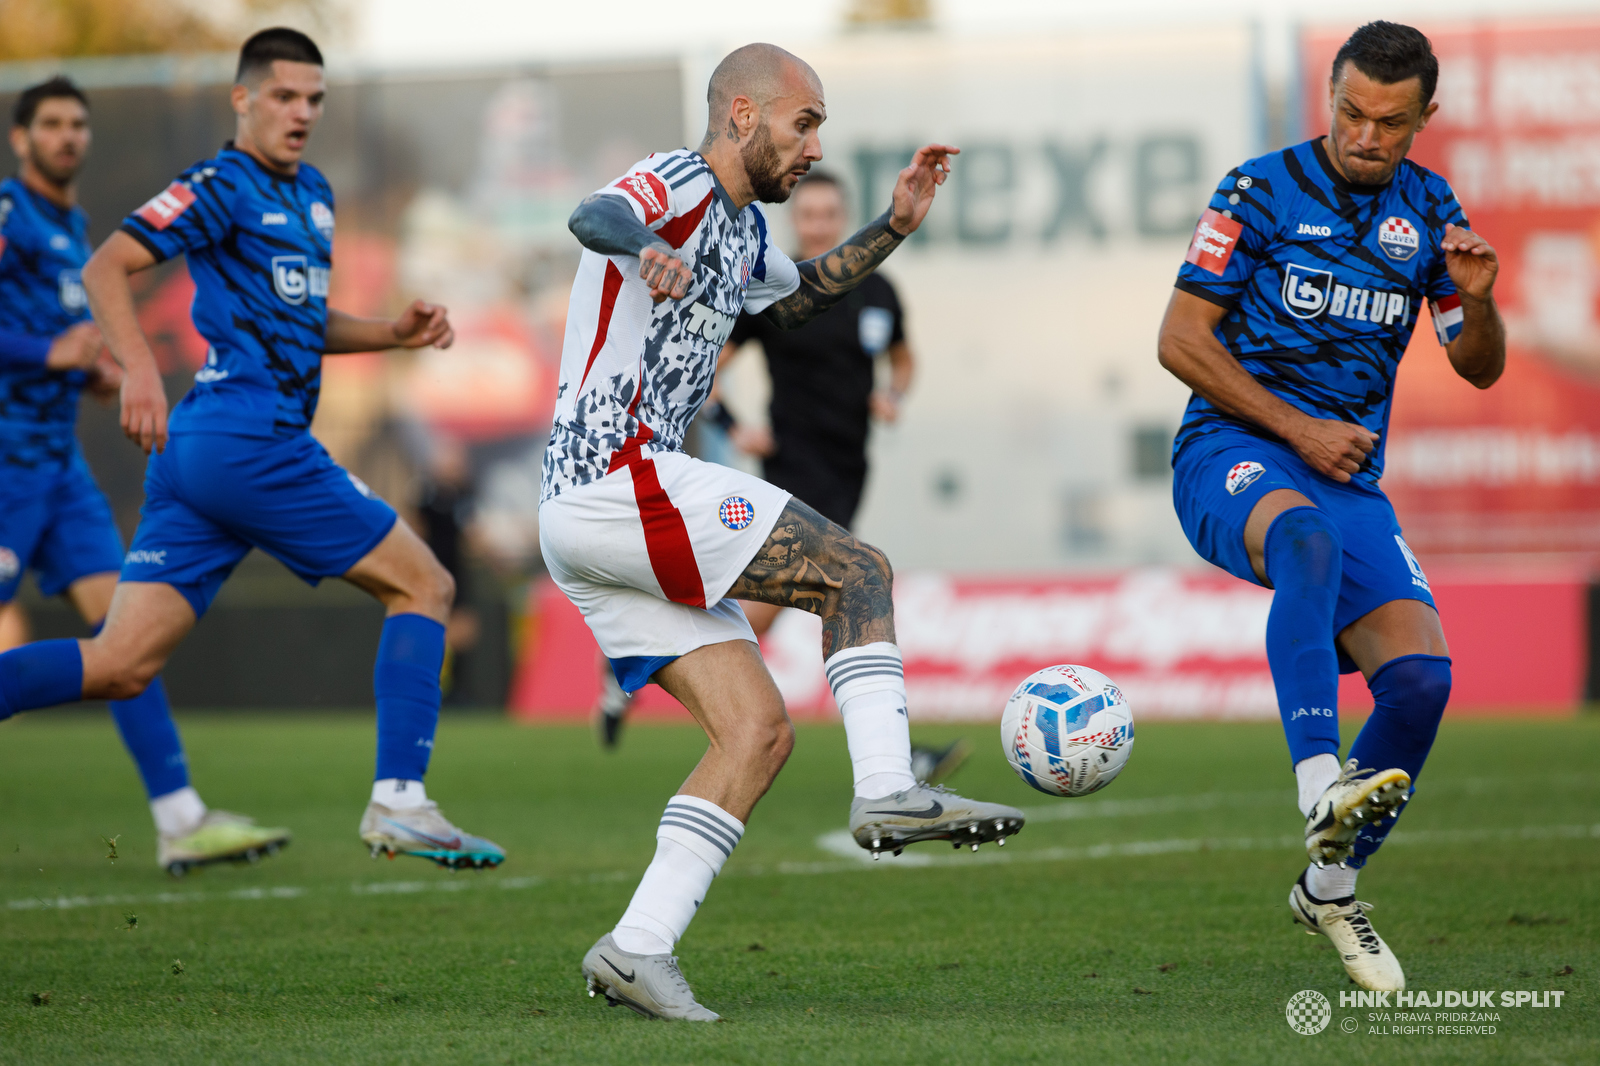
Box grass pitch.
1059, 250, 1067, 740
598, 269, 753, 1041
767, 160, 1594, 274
0, 711, 1594, 1065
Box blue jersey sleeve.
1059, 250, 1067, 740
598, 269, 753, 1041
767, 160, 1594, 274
119, 162, 238, 263
1175, 159, 1276, 309
0, 327, 50, 368
1423, 187, 1469, 303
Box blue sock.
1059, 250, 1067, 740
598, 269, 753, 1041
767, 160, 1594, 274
373, 614, 445, 782
1263, 507, 1344, 767
109, 677, 190, 800
0, 639, 84, 720
1347, 653, 1452, 867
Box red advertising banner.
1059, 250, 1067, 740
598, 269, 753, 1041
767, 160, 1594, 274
1304, 19, 1600, 554
510, 569, 1584, 722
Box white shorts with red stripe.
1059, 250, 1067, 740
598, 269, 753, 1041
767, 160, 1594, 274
538, 449, 791, 663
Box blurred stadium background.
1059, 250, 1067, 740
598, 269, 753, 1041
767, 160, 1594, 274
7, 0, 1600, 722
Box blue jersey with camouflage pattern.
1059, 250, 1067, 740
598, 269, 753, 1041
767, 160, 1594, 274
120, 144, 333, 438
0, 177, 93, 470
1172, 138, 1466, 485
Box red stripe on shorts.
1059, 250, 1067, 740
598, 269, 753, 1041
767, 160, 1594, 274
609, 424, 706, 609
578, 260, 625, 391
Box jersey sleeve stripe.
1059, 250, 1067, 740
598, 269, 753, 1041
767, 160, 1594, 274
1174, 276, 1235, 309
117, 222, 170, 263
668, 166, 708, 189
658, 155, 700, 181
656, 190, 715, 249
578, 260, 626, 391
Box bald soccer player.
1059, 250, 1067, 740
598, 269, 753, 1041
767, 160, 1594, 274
546, 44, 1025, 1020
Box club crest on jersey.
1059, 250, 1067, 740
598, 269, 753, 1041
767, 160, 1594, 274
1281, 263, 1333, 319
1225, 461, 1265, 495
740, 256, 751, 290
309, 201, 334, 241
1378, 216, 1419, 261
136, 182, 196, 231
0, 546, 18, 582
719, 496, 755, 531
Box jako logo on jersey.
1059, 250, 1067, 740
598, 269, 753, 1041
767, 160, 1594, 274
1281, 263, 1333, 319
1225, 460, 1265, 495
1185, 208, 1242, 275
195, 347, 228, 383
261, 212, 288, 225
685, 301, 736, 345
310, 201, 335, 241
347, 471, 376, 499
57, 270, 87, 312
1378, 216, 1420, 261
271, 256, 330, 305
49, 233, 70, 250
0, 546, 18, 582
125, 549, 167, 566
136, 183, 196, 231
616, 172, 669, 225
719, 496, 755, 530
1296, 223, 1333, 237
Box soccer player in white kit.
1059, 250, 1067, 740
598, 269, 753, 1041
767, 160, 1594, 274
543, 44, 1026, 1020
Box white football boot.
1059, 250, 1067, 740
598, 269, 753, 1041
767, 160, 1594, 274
359, 801, 505, 870
849, 782, 1025, 859
1289, 871, 1405, 991
582, 933, 720, 1021
1304, 758, 1410, 866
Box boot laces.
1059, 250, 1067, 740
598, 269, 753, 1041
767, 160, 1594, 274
663, 956, 693, 998
1343, 902, 1382, 954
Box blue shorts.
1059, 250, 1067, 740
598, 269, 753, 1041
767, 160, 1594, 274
122, 431, 397, 618
1173, 431, 1435, 671
0, 452, 125, 602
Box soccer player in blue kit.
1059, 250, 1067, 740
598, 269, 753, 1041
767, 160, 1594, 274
0, 29, 505, 871
0, 76, 290, 875
1158, 22, 1504, 991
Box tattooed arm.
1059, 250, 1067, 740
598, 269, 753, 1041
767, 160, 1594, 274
763, 143, 958, 330
568, 193, 692, 302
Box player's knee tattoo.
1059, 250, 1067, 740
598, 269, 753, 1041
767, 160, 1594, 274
730, 499, 894, 655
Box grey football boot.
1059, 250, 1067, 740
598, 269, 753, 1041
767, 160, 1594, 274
849, 782, 1025, 859
582, 933, 720, 1021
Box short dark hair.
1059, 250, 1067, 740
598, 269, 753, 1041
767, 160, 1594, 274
236, 27, 324, 85
1332, 21, 1439, 107
793, 170, 844, 198
13, 76, 88, 129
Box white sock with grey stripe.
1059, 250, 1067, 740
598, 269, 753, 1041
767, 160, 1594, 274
611, 795, 744, 956
825, 642, 917, 799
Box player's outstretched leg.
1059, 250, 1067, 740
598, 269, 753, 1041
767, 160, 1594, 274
346, 522, 505, 870
727, 500, 1024, 858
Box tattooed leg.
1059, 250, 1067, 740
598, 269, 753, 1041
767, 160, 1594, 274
727, 499, 894, 658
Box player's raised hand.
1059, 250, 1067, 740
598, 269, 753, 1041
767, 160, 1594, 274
120, 365, 168, 455
393, 299, 454, 350
640, 241, 692, 303
45, 321, 104, 371
1289, 416, 1378, 483
1440, 224, 1498, 301
889, 144, 959, 236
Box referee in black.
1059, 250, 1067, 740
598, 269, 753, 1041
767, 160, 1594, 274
716, 169, 913, 639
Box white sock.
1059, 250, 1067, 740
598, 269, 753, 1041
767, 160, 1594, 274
824, 642, 916, 798
150, 786, 206, 838
613, 796, 744, 956
372, 778, 428, 810
1305, 862, 1359, 901
1295, 753, 1342, 818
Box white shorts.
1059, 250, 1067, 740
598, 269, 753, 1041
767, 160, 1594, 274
539, 449, 791, 679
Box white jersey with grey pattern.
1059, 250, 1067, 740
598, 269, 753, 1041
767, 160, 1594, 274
541, 150, 801, 503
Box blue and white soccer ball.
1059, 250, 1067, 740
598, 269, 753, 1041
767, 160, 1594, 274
1000, 665, 1135, 797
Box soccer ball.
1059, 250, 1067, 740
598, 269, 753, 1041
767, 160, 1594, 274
1000, 664, 1134, 797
